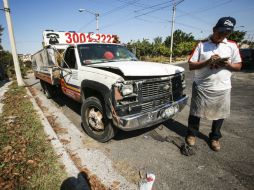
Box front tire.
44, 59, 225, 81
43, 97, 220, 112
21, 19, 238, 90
81, 97, 117, 142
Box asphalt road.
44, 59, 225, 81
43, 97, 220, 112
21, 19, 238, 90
25, 63, 254, 190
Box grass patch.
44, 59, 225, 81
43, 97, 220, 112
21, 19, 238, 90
0, 82, 67, 189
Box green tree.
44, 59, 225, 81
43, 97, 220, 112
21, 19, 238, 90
0, 25, 28, 79
153, 36, 163, 45
127, 39, 153, 58
228, 30, 246, 43
0, 49, 13, 79
152, 44, 170, 57
164, 29, 195, 48
127, 29, 197, 61
0, 25, 5, 79
174, 41, 197, 56
164, 30, 196, 57
0, 25, 3, 50
152, 37, 171, 57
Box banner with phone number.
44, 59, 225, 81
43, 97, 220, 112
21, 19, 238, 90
43, 31, 117, 46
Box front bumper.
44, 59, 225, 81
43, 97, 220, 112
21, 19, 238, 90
114, 95, 188, 131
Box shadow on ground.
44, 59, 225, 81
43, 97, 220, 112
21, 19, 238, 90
0, 79, 10, 88
113, 125, 158, 141
60, 172, 91, 190
52, 92, 81, 115
162, 119, 210, 145
112, 118, 190, 141
25, 81, 39, 87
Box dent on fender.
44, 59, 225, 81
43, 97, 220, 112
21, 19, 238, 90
81, 80, 113, 119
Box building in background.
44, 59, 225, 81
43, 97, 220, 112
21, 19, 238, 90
18, 54, 32, 62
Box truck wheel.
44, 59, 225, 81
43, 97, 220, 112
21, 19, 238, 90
81, 97, 117, 142
40, 80, 55, 99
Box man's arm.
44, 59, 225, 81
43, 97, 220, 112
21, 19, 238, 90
224, 42, 242, 71
211, 57, 242, 71
189, 54, 220, 70
189, 60, 210, 70
225, 62, 242, 71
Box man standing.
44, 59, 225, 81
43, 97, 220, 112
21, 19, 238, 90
186, 17, 242, 151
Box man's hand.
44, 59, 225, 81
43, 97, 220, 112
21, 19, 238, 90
208, 54, 220, 69
210, 54, 221, 62
208, 55, 229, 69
216, 57, 229, 67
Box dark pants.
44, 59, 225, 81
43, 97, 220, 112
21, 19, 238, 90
187, 115, 224, 140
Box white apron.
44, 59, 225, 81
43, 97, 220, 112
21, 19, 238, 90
190, 82, 231, 120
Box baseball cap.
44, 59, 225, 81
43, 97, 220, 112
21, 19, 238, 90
215, 17, 236, 32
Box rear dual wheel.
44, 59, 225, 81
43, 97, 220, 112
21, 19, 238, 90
40, 80, 56, 99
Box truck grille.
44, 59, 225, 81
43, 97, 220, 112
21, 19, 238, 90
141, 75, 183, 112
142, 79, 171, 99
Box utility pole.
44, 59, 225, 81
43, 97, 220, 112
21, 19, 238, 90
95, 13, 99, 34
2, 0, 25, 86
169, 0, 184, 63
79, 9, 100, 33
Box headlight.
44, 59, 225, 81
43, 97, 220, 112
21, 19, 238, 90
181, 73, 185, 81
121, 84, 133, 96
181, 73, 186, 89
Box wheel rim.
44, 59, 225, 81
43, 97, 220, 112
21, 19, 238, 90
86, 106, 105, 133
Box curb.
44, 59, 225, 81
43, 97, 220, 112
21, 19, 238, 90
25, 87, 80, 177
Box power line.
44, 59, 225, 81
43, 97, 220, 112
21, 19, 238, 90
135, 17, 169, 24
101, 16, 134, 29
177, 8, 210, 26
175, 21, 206, 31
139, 14, 205, 31
77, 0, 174, 32
102, 0, 140, 16
102, 10, 168, 29
101, 1, 208, 40
101, 6, 206, 32
135, 15, 205, 31
77, 0, 141, 32
115, 0, 151, 9
101, 1, 174, 29
177, 0, 233, 18
135, 4, 172, 18
77, 18, 96, 32
134, 0, 173, 13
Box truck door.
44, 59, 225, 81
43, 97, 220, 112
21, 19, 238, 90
61, 46, 81, 102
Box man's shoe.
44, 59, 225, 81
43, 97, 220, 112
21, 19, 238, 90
211, 140, 220, 151
186, 135, 196, 146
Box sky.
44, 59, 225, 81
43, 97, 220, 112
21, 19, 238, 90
1, 0, 254, 54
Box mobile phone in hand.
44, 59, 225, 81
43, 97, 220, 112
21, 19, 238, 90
219, 57, 229, 62
215, 57, 229, 67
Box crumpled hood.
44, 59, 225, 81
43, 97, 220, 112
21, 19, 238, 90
87, 61, 184, 76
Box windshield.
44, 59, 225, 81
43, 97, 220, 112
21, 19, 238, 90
77, 44, 138, 65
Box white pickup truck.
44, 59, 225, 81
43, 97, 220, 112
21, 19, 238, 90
32, 30, 188, 142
